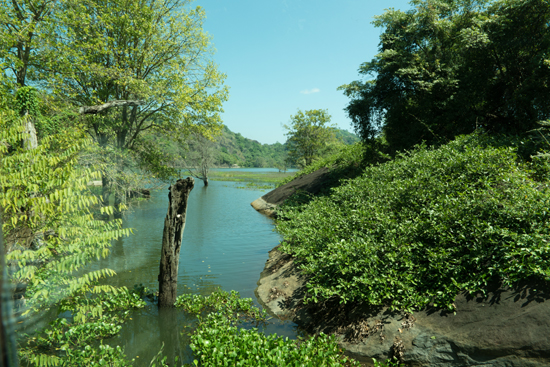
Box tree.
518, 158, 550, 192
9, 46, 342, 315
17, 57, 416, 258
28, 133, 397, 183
183, 133, 216, 186
8, 0, 228, 210
284, 109, 336, 168
0, 104, 129, 317
340, 0, 550, 153
0, 0, 55, 88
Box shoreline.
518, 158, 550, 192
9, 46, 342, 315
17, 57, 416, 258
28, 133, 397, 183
255, 245, 550, 367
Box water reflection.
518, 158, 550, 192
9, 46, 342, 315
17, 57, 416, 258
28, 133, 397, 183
91, 180, 296, 365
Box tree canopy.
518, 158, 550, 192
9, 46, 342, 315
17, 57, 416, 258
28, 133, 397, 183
340, 0, 550, 153
1, 0, 228, 210
284, 109, 337, 169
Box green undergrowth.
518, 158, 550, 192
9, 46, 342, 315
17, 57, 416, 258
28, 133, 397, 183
277, 134, 550, 311
172, 289, 360, 367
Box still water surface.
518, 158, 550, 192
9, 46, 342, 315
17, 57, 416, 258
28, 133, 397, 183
91, 179, 296, 365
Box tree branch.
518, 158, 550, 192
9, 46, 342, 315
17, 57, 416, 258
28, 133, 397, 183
79, 100, 145, 115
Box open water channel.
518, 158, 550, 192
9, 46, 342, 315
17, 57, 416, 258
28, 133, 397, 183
88, 175, 298, 365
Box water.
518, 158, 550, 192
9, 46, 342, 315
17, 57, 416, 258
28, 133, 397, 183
210, 167, 298, 173
91, 179, 297, 365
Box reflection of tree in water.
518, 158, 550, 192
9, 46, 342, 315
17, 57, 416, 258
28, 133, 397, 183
111, 236, 126, 258
106, 279, 223, 365
159, 307, 185, 365
104, 306, 189, 366
192, 186, 208, 250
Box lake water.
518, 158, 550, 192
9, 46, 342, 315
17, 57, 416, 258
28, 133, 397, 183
90, 179, 297, 365
211, 168, 299, 173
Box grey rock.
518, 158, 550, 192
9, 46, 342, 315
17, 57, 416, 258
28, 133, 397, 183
251, 167, 331, 217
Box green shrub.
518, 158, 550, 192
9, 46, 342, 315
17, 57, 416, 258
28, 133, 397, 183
277, 135, 550, 311
18, 285, 145, 366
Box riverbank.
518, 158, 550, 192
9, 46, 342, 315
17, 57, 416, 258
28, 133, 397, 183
253, 136, 550, 366
255, 245, 550, 366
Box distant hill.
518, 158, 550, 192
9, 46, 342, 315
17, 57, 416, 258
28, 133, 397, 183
167, 126, 360, 169
334, 128, 360, 145
211, 126, 360, 168
213, 126, 287, 168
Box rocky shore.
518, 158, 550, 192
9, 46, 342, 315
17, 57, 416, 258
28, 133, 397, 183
255, 245, 550, 367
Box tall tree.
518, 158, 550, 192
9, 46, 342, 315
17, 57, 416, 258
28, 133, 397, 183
284, 109, 336, 168
47, 0, 227, 207
340, 0, 550, 153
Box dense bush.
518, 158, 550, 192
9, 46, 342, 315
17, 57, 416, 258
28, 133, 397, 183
277, 135, 550, 311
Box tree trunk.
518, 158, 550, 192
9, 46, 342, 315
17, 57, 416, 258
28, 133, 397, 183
22, 115, 37, 150
158, 178, 194, 307
203, 177, 209, 187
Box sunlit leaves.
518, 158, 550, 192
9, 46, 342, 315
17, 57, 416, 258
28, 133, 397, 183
175, 290, 360, 367
0, 110, 128, 315
284, 109, 337, 169
278, 134, 550, 311
341, 0, 550, 153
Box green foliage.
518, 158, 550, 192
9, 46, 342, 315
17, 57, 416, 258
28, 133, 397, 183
15, 87, 38, 116
278, 134, 550, 311
0, 109, 130, 315
174, 289, 359, 367
341, 0, 550, 153
175, 289, 268, 322
277, 142, 372, 201
206, 126, 289, 168
2, 0, 229, 207
208, 170, 295, 184
373, 357, 403, 367
18, 285, 145, 366
0, 0, 56, 87
190, 313, 359, 367
284, 109, 337, 168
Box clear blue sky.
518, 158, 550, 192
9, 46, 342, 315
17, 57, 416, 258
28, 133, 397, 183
195, 0, 413, 145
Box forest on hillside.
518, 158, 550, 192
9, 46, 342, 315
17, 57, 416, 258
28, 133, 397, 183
164, 125, 359, 169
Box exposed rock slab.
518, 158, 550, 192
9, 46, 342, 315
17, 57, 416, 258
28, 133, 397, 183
256, 247, 550, 367
251, 167, 330, 216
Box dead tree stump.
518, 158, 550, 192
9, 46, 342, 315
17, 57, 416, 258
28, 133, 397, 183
158, 177, 194, 307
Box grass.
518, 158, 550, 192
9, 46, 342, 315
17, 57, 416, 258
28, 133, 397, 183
209, 170, 296, 184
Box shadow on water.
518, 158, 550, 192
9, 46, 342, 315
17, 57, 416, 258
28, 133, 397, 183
85, 180, 298, 365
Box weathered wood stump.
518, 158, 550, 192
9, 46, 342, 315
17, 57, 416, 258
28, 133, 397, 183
158, 178, 194, 307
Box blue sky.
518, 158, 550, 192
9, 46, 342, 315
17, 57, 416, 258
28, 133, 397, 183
195, 0, 413, 145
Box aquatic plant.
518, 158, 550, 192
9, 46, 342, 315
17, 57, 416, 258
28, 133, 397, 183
175, 289, 360, 366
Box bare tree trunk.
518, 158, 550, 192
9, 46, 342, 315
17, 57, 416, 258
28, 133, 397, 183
158, 178, 194, 307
